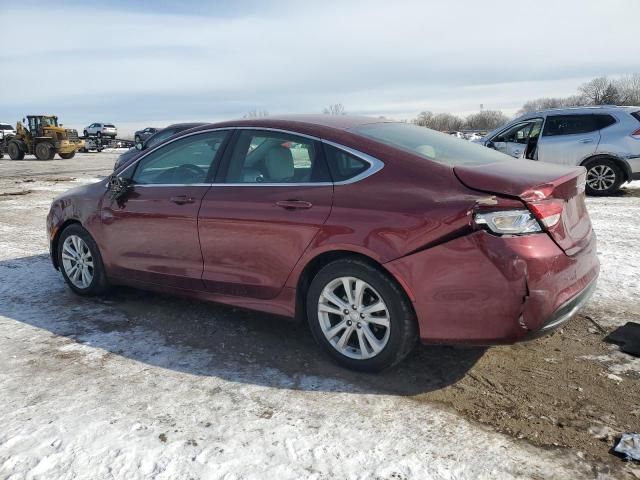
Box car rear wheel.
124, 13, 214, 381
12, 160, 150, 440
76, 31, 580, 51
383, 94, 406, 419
57, 224, 110, 296
585, 159, 623, 196
307, 258, 417, 372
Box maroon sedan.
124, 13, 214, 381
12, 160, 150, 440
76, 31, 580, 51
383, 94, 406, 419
47, 115, 599, 371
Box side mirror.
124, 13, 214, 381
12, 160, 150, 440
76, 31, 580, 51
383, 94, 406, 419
135, 142, 144, 151
107, 174, 132, 201
486, 141, 495, 149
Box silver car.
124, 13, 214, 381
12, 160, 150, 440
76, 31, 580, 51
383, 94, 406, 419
83, 122, 118, 139
478, 106, 640, 195
0, 122, 16, 139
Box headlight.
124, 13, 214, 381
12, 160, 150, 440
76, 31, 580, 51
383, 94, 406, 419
474, 210, 542, 235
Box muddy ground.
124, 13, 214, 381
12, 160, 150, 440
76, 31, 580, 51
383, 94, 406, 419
1, 151, 639, 479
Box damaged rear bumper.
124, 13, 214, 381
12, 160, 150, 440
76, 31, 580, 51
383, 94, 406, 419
384, 229, 599, 345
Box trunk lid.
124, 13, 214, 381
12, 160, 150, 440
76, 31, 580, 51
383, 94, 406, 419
455, 160, 592, 255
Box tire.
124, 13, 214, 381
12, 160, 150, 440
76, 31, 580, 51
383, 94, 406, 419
585, 158, 624, 196
135, 136, 141, 144
57, 224, 110, 296
83, 130, 88, 137
306, 258, 418, 372
59, 151, 76, 159
96, 132, 102, 139
7, 142, 24, 160
35, 142, 54, 160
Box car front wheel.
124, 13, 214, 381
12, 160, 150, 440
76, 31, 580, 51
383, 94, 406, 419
57, 224, 110, 295
307, 258, 417, 372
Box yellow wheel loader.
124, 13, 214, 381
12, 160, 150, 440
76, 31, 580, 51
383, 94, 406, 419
1, 115, 84, 160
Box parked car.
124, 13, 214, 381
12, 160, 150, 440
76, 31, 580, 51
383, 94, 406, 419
134, 127, 160, 144
114, 123, 208, 171
47, 115, 598, 371
0, 122, 16, 139
83, 122, 117, 139
477, 106, 640, 195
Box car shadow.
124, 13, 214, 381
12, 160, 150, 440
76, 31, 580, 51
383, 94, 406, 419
0, 254, 485, 396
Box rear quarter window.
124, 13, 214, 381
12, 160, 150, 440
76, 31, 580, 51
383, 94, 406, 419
631, 111, 640, 122
323, 144, 369, 181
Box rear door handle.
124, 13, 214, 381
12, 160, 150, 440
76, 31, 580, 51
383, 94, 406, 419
579, 138, 594, 144
276, 200, 313, 210
170, 195, 195, 205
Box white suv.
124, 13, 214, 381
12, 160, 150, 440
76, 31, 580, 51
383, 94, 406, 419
479, 106, 640, 195
0, 122, 16, 139
83, 122, 117, 139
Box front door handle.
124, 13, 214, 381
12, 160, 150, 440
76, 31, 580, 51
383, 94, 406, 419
276, 200, 313, 210
170, 195, 195, 205
512, 149, 522, 157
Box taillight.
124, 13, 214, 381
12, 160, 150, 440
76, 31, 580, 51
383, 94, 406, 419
474, 210, 541, 235
527, 199, 564, 228
631, 128, 640, 139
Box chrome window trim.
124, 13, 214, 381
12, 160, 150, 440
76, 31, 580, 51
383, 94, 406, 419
116, 126, 384, 187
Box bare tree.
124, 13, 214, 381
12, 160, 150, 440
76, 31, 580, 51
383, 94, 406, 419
243, 109, 269, 118
579, 76, 620, 105
517, 95, 585, 115
614, 74, 640, 105
464, 110, 509, 131
412, 111, 464, 131
323, 103, 346, 115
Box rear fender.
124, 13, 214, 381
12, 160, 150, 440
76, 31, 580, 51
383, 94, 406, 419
581, 153, 632, 182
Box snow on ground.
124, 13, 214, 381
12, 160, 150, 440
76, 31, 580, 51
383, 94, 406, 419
0, 153, 637, 479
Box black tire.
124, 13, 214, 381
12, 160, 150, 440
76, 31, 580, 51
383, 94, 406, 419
135, 135, 141, 144
8, 142, 24, 160
57, 224, 110, 296
96, 131, 102, 139
83, 130, 88, 137
584, 158, 624, 196
35, 142, 54, 160
59, 151, 76, 159
306, 258, 418, 372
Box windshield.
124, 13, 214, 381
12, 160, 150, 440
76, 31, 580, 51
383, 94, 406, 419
146, 129, 175, 148
350, 122, 512, 167
41, 117, 59, 127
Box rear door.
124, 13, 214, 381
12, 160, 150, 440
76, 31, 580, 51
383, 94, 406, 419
537, 114, 600, 166
100, 130, 229, 288
198, 129, 333, 299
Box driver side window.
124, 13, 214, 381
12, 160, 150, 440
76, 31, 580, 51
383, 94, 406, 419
133, 131, 228, 185
494, 122, 532, 144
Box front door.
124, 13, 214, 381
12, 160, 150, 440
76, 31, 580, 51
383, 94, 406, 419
537, 114, 600, 166
100, 130, 229, 289
198, 129, 333, 299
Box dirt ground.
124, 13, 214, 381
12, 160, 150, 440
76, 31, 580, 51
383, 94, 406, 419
1, 151, 639, 479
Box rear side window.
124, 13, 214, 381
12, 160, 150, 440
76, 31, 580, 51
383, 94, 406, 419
542, 115, 599, 136
351, 122, 511, 167
594, 114, 616, 130
323, 144, 369, 182
224, 130, 330, 183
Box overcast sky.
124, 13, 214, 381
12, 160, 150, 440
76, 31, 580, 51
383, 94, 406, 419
1, 0, 639, 134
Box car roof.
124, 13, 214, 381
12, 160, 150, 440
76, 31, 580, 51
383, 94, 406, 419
522, 105, 640, 117
166, 122, 209, 129
201, 114, 393, 139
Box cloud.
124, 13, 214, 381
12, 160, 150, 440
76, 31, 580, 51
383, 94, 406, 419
1, 0, 638, 132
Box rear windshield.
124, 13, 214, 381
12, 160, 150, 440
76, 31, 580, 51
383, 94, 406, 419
632, 111, 640, 123
104, 124, 116, 128
350, 122, 511, 167
0, 124, 13, 130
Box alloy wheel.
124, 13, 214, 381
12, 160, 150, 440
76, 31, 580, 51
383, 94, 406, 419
61, 235, 94, 289
317, 276, 391, 360
587, 164, 616, 191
